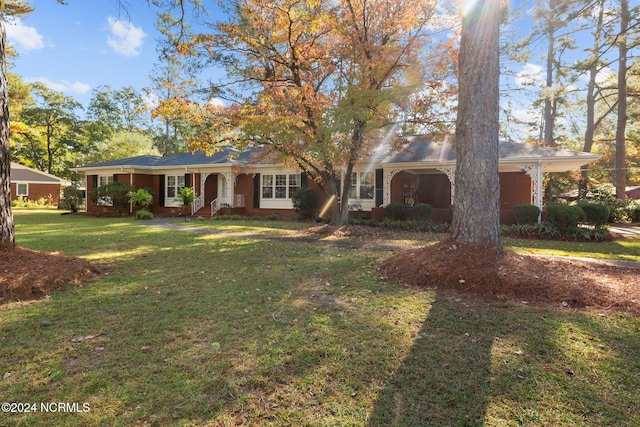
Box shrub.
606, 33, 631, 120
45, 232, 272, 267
90, 181, 135, 215
577, 201, 609, 225
59, 185, 84, 212
546, 204, 586, 232
265, 212, 279, 221
130, 188, 153, 210
568, 224, 611, 242
513, 204, 540, 225
292, 187, 318, 218
412, 203, 433, 221
385, 203, 408, 221
135, 209, 154, 220
586, 184, 636, 222
176, 187, 195, 220
501, 223, 561, 239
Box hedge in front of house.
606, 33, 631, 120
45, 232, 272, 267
513, 204, 540, 225
577, 201, 609, 225
412, 203, 433, 221
385, 203, 408, 221
546, 204, 586, 232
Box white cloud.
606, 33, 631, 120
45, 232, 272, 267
25, 77, 91, 95
5, 18, 44, 51
107, 17, 147, 57
515, 63, 545, 88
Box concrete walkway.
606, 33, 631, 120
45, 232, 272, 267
610, 224, 640, 236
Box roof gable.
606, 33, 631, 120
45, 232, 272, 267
11, 163, 69, 184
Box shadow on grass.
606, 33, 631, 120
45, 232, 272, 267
367, 297, 495, 426
367, 294, 640, 426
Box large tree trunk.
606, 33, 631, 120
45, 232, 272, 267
451, 0, 501, 255
581, 0, 605, 186
0, 17, 15, 249
615, 0, 628, 200
543, 26, 556, 147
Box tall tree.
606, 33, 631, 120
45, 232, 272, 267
14, 82, 82, 175
148, 54, 197, 155
452, 0, 501, 253
0, 0, 35, 249
579, 0, 606, 187
159, 0, 445, 226
615, 0, 629, 199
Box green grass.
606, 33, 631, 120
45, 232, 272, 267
505, 237, 640, 262
2, 208, 639, 426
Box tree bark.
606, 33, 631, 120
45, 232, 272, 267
0, 17, 15, 249
452, 0, 501, 254
581, 0, 605, 186
615, 0, 628, 200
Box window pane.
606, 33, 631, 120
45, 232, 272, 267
262, 175, 273, 198
99, 176, 112, 187
360, 172, 374, 199
168, 187, 176, 198
177, 176, 185, 187
288, 174, 300, 198
167, 176, 176, 187
349, 172, 357, 199
275, 174, 286, 198
17, 183, 27, 195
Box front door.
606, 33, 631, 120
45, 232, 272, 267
204, 174, 218, 205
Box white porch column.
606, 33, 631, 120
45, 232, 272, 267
521, 162, 543, 223
221, 171, 237, 206
436, 167, 456, 205
382, 169, 402, 206
200, 173, 211, 199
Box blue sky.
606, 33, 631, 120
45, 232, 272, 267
6, 1, 195, 109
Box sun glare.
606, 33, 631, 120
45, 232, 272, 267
461, 0, 481, 17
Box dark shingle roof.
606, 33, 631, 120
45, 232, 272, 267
382, 135, 598, 164
80, 147, 266, 169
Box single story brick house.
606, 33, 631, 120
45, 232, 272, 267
74, 135, 600, 223
11, 162, 70, 206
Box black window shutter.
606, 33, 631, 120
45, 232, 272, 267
375, 169, 383, 207
253, 174, 260, 208
185, 173, 191, 188
159, 175, 165, 207
112, 174, 118, 183
301, 172, 308, 187
92, 175, 98, 189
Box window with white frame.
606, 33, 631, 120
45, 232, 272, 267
96, 175, 114, 206
98, 175, 113, 187
166, 174, 185, 202
348, 172, 374, 200
262, 174, 300, 199
16, 183, 28, 197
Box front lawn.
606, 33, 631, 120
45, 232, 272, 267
1, 209, 639, 426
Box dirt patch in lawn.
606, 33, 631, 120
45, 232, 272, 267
0, 246, 101, 303
306, 225, 640, 316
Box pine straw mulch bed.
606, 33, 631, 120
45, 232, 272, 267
0, 246, 102, 303
306, 224, 640, 317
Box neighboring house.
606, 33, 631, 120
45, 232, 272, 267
559, 185, 640, 201
74, 135, 601, 223
10, 162, 70, 206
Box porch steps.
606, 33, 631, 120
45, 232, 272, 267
191, 207, 213, 217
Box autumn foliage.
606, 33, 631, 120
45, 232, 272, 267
159, 0, 457, 224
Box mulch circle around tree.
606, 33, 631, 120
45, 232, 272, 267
378, 238, 640, 316
0, 246, 102, 303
